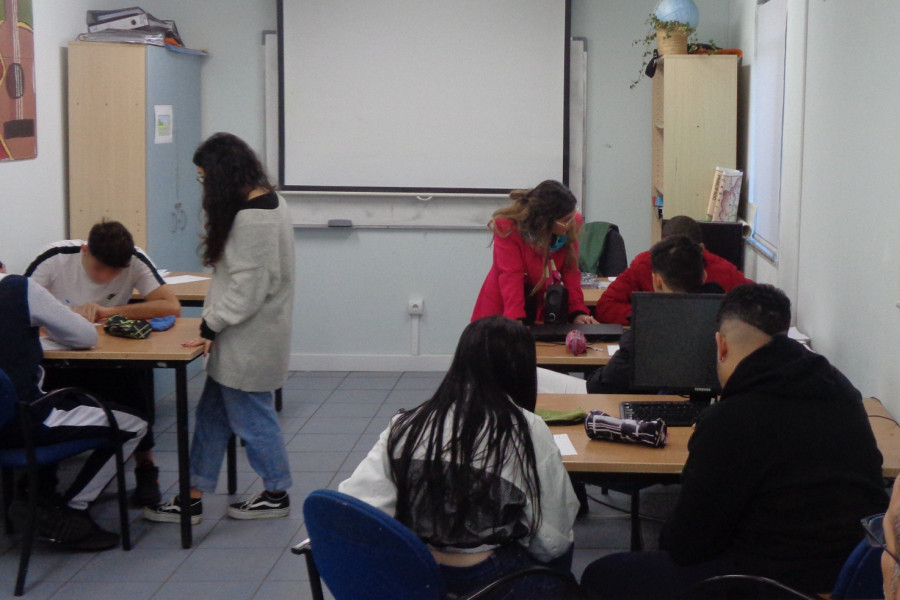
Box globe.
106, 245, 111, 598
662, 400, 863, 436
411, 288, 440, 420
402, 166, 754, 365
654, 0, 700, 29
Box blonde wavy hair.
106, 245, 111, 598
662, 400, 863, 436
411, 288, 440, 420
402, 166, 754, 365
489, 180, 579, 294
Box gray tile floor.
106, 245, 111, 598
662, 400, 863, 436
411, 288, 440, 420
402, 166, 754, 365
0, 371, 680, 599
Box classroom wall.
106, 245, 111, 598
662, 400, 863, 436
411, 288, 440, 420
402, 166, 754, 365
0, 2, 103, 272
572, 0, 732, 259
794, 1, 900, 410
725, 0, 900, 414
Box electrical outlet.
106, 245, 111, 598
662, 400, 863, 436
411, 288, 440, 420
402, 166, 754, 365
408, 298, 424, 315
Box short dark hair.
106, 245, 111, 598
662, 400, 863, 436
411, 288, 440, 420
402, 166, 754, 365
87, 221, 134, 268
650, 235, 704, 293
662, 216, 702, 244
716, 283, 792, 335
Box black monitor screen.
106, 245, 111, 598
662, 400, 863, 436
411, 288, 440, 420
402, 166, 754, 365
631, 292, 724, 397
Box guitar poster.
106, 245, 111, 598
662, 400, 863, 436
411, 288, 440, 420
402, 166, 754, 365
0, 0, 36, 161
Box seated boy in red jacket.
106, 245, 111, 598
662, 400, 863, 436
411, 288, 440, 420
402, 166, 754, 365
595, 216, 752, 325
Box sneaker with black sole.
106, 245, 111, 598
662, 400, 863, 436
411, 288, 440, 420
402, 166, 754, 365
226, 491, 290, 520
131, 465, 162, 507
142, 496, 203, 525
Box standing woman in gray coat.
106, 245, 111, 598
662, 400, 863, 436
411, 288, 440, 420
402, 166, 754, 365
145, 132, 294, 524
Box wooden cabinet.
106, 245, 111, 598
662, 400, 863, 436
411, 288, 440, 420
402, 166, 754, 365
651, 55, 738, 234
67, 42, 205, 271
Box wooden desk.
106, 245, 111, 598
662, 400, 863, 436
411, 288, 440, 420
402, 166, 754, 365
536, 394, 900, 550
535, 341, 614, 373
133, 272, 211, 307
582, 287, 604, 307
43, 318, 203, 549
581, 278, 610, 307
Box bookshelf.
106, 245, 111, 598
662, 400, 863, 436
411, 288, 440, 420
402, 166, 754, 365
651, 54, 738, 239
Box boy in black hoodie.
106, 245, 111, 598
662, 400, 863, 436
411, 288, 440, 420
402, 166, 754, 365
581, 283, 888, 599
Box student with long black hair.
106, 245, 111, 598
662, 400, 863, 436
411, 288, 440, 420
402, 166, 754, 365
145, 132, 294, 524
340, 316, 580, 599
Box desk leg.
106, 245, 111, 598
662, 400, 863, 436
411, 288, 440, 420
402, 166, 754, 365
175, 365, 193, 549
275, 388, 283, 412
227, 436, 237, 495
630, 487, 643, 552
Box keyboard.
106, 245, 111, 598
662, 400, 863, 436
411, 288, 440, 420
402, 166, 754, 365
619, 401, 710, 427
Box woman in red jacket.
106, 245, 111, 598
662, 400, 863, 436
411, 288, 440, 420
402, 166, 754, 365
472, 180, 596, 324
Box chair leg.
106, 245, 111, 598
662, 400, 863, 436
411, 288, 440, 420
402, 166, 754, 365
2, 467, 14, 534
227, 435, 237, 495
275, 388, 283, 413
15, 469, 40, 596
113, 441, 131, 551
303, 551, 326, 600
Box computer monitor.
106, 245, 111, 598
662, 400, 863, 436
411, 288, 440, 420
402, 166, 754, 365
631, 292, 724, 402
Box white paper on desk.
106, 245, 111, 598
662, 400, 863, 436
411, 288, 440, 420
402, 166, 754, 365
554, 434, 577, 456
163, 275, 210, 285
606, 344, 620, 356
40, 338, 70, 351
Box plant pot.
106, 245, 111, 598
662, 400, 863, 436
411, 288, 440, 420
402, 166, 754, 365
656, 28, 688, 55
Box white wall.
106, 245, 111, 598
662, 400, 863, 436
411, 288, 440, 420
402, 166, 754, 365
572, 0, 732, 258
726, 0, 900, 414
0, 2, 109, 272
794, 1, 900, 409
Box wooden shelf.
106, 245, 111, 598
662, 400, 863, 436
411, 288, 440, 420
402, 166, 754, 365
650, 55, 738, 225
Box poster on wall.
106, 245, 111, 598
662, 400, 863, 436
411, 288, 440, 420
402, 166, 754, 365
0, 0, 36, 161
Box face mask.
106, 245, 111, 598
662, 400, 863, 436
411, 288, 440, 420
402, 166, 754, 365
550, 234, 567, 252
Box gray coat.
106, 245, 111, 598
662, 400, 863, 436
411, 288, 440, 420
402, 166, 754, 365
203, 193, 294, 392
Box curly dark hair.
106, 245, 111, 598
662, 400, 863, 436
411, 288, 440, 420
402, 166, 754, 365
717, 283, 792, 336
193, 133, 273, 266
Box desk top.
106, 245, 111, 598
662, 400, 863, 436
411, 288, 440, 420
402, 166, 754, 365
582, 287, 604, 307
42, 317, 204, 362
133, 272, 210, 303
535, 341, 613, 367
539, 394, 690, 474
537, 394, 900, 478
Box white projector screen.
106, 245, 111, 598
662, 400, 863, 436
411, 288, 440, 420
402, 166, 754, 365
278, 0, 570, 193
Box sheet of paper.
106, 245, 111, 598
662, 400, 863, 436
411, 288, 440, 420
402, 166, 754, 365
154, 104, 173, 144
40, 338, 70, 351
553, 434, 577, 456
606, 344, 620, 355
163, 275, 210, 285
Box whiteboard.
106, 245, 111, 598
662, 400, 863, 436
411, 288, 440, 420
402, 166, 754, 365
278, 0, 570, 193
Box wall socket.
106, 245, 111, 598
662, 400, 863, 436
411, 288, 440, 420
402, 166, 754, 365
407, 298, 424, 315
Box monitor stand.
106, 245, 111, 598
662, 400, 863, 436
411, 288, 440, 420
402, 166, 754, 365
688, 391, 718, 405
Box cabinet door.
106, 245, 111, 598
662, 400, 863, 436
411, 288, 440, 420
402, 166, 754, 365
144, 47, 204, 272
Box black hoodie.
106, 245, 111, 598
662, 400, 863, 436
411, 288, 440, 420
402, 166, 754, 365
659, 334, 888, 593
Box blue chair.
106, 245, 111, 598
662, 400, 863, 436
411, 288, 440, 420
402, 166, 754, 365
831, 539, 883, 600
683, 539, 884, 600
292, 489, 584, 600
0, 368, 131, 596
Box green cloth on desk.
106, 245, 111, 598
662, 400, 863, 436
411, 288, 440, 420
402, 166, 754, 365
535, 408, 587, 425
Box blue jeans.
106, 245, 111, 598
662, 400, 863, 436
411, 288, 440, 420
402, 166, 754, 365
190, 376, 292, 494
439, 543, 575, 600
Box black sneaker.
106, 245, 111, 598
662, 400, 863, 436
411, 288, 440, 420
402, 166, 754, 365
131, 465, 162, 507
142, 496, 202, 525
7, 501, 118, 550
227, 491, 290, 520
8, 500, 93, 544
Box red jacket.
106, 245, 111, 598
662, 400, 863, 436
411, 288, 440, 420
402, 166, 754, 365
594, 249, 753, 325
472, 218, 589, 322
